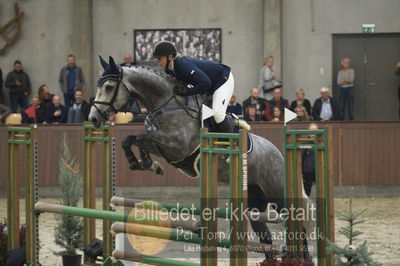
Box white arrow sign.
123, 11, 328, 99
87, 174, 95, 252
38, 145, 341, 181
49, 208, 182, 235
202, 104, 215, 121
284, 108, 297, 126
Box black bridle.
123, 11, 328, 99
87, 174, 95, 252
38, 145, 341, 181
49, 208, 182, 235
92, 73, 133, 121
93, 71, 204, 123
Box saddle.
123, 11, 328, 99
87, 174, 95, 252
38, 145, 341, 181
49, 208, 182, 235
171, 132, 253, 179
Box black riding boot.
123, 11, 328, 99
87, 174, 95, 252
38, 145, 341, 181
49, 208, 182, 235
217, 115, 235, 133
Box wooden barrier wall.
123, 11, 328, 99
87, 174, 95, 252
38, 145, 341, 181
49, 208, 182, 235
0, 121, 399, 187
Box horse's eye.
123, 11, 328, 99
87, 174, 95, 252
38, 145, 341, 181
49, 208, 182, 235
105, 85, 114, 92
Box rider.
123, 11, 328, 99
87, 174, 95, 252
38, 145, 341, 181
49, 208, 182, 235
153, 41, 235, 133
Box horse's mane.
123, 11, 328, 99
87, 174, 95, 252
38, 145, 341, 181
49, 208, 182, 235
124, 65, 181, 84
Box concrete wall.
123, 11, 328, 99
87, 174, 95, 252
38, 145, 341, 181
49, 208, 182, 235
91, 0, 265, 102
2, 0, 399, 107
281, 0, 400, 102
0, 0, 76, 105
1, 0, 276, 105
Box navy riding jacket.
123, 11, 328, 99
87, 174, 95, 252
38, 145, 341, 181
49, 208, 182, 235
165, 57, 231, 96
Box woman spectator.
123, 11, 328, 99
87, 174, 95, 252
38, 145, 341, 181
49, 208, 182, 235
295, 105, 311, 121
38, 84, 53, 105
337, 57, 355, 120
259, 56, 282, 100
289, 88, 312, 116
270, 106, 283, 122
245, 105, 262, 122
37, 84, 54, 123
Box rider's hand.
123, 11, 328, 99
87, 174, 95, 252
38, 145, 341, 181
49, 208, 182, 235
173, 86, 187, 96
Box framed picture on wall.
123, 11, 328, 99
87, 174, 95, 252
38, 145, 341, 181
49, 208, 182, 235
134, 28, 222, 66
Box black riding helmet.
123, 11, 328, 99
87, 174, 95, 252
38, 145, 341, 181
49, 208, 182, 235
153, 41, 177, 58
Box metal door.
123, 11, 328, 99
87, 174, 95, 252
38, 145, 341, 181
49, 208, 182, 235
332, 33, 400, 121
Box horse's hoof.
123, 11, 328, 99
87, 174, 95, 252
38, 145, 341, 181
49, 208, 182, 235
129, 161, 142, 171
151, 161, 164, 175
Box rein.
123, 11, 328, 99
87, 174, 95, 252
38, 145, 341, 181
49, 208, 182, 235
93, 72, 204, 123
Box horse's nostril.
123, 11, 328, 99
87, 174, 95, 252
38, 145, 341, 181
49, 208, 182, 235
91, 117, 98, 124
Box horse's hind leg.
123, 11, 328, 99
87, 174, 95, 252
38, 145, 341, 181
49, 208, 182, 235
248, 184, 275, 259
121, 135, 143, 171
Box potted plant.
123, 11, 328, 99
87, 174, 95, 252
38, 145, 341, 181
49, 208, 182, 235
53, 134, 84, 266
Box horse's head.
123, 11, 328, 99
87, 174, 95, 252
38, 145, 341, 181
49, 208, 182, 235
89, 56, 132, 127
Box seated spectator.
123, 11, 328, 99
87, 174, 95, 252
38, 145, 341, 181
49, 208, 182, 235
0, 103, 11, 123
290, 88, 312, 116
264, 88, 289, 121
270, 106, 283, 122
312, 87, 338, 121
37, 84, 54, 123
120, 53, 135, 67
67, 89, 91, 123
46, 95, 67, 123
242, 88, 265, 121
295, 106, 311, 121
22, 96, 41, 124
245, 105, 262, 122
226, 94, 242, 118
38, 84, 54, 106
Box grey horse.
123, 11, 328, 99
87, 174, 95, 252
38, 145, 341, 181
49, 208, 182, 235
89, 56, 312, 258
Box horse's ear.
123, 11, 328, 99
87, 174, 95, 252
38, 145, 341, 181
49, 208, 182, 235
99, 55, 109, 70
109, 56, 117, 71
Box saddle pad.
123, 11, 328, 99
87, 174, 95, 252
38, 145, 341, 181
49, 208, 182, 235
171, 133, 253, 179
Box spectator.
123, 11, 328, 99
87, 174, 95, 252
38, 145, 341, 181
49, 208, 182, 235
0, 67, 3, 103
38, 84, 54, 105
337, 57, 355, 120
289, 88, 312, 116
242, 88, 265, 121
245, 105, 262, 122
67, 89, 91, 123
22, 96, 41, 124
5, 60, 31, 112
295, 105, 311, 121
36, 84, 54, 123
59, 54, 85, 106
0, 103, 11, 123
259, 56, 281, 100
226, 94, 242, 118
264, 88, 289, 121
396, 62, 400, 118
301, 123, 318, 196
120, 53, 135, 67
312, 87, 338, 121
46, 95, 67, 123
270, 106, 283, 122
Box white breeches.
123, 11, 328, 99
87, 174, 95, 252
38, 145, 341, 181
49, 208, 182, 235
212, 72, 234, 123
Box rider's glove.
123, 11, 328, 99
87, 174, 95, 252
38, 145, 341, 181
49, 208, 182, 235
173, 85, 187, 96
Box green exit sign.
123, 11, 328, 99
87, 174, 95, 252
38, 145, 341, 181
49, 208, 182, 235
362, 24, 375, 33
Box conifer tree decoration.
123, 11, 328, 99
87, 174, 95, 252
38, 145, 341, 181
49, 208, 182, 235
326, 188, 381, 266
53, 134, 84, 256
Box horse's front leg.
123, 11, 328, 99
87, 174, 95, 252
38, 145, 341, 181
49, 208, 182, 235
136, 130, 180, 175
121, 135, 143, 171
